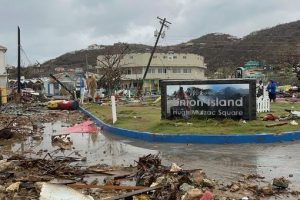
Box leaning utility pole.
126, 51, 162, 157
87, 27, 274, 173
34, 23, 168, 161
140, 17, 171, 93
17, 26, 21, 94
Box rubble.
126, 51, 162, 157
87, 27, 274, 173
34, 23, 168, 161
273, 176, 290, 188
0, 103, 299, 200
170, 162, 182, 172
229, 183, 240, 192
260, 185, 274, 195
179, 183, 194, 192
0, 160, 14, 172
182, 188, 203, 200
200, 190, 213, 200
40, 183, 94, 200
202, 178, 215, 188
6, 182, 21, 192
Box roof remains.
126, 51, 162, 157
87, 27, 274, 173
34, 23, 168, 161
0, 45, 7, 52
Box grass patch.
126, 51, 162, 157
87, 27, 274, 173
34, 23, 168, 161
83, 102, 300, 134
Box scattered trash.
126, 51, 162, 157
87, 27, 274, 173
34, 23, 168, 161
63, 120, 98, 134
182, 188, 203, 200
263, 113, 279, 121
47, 100, 79, 110
229, 183, 240, 192
170, 163, 182, 172
40, 183, 94, 200
290, 120, 298, 125
202, 178, 215, 188
0, 160, 14, 172
179, 183, 194, 192
260, 185, 274, 195
266, 122, 288, 127
52, 134, 73, 150
6, 182, 21, 192
273, 177, 290, 188
200, 190, 213, 200
0, 128, 13, 139
0, 103, 299, 199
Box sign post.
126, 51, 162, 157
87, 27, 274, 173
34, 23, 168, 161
111, 96, 117, 124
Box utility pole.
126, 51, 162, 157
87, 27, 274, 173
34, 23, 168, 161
140, 17, 171, 93
17, 26, 21, 94
85, 54, 89, 70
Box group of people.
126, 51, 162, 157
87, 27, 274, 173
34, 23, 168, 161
257, 80, 277, 102
76, 74, 98, 103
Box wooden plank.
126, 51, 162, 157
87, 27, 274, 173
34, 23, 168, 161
108, 186, 163, 200
266, 122, 288, 127
68, 184, 146, 191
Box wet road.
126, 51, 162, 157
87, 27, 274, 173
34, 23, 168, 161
12, 121, 300, 190
105, 132, 300, 189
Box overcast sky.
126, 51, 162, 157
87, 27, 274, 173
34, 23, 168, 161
1, 0, 300, 66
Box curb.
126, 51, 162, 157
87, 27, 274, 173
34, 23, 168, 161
79, 107, 300, 144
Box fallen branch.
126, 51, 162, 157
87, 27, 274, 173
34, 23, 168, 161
266, 122, 288, 127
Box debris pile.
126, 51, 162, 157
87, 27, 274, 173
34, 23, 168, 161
0, 103, 299, 199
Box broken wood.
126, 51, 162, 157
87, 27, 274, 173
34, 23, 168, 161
88, 168, 134, 179
68, 183, 146, 191
108, 185, 163, 200
266, 122, 288, 127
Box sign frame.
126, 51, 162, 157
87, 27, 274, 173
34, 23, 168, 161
160, 79, 257, 120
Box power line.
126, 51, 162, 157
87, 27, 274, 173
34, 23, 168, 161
20, 47, 33, 66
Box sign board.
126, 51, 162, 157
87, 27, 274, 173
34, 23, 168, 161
160, 79, 256, 120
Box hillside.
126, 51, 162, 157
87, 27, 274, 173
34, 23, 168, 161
176, 20, 300, 75
15, 20, 300, 79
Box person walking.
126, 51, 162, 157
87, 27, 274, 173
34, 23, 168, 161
267, 80, 277, 102
86, 75, 97, 103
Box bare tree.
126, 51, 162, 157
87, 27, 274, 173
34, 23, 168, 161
96, 44, 130, 95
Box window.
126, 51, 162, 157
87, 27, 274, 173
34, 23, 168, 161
183, 68, 191, 73
125, 68, 132, 74
158, 68, 167, 74
173, 55, 177, 59
134, 68, 143, 74
148, 68, 155, 74
172, 68, 181, 73
163, 56, 167, 59
183, 56, 187, 59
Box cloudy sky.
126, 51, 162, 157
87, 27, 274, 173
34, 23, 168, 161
1, 0, 300, 66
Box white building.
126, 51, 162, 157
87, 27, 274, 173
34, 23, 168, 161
0, 45, 7, 88
96, 52, 207, 92
88, 44, 105, 50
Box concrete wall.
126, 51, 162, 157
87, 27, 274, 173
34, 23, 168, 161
96, 53, 207, 80
123, 66, 205, 80
0, 46, 7, 88
0, 50, 6, 75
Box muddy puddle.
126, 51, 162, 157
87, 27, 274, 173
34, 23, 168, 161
11, 121, 158, 167
7, 119, 300, 196
104, 134, 300, 191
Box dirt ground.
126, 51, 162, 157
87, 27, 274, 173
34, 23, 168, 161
0, 103, 299, 200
